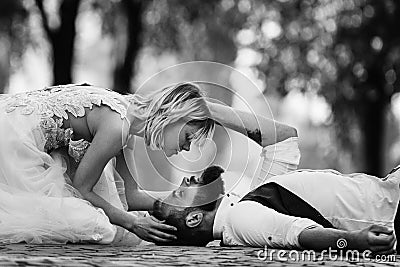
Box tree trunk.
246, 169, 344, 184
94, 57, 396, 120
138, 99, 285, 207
0, 27, 11, 93
112, 0, 145, 94
359, 99, 386, 176
35, 0, 81, 85
52, 0, 81, 85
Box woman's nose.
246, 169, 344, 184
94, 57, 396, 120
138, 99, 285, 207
182, 143, 190, 151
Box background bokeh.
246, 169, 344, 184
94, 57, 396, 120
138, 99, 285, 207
1, 0, 400, 188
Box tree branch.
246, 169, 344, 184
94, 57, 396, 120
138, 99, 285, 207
34, 0, 54, 41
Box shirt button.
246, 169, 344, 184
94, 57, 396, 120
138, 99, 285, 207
268, 236, 272, 241
230, 203, 234, 206
227, 194, 230, 197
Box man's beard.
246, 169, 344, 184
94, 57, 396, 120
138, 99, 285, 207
152, 165, 225, 219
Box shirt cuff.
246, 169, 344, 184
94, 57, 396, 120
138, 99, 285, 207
260, 137, 301, 165
286, 218, 322, 249
252, 137, 301, 189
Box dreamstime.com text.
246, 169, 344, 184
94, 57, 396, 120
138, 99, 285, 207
256, 238, 397, 263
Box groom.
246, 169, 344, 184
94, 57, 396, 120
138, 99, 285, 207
152, 102, 399, 254
152, 165, 399, 254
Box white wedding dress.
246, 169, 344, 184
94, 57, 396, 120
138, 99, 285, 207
0, 84, 144, 245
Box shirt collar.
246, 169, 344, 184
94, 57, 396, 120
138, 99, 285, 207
212, 193, 241, 239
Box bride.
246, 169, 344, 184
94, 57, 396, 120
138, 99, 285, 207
0, 82, 214, 245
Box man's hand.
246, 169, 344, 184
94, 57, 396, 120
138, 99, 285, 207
351, 225, 396, 255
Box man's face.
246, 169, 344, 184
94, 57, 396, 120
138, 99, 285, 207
154, 176, 205, 220
153, 167, 225, 220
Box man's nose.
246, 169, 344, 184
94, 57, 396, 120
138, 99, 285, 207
183, 177, 190, 186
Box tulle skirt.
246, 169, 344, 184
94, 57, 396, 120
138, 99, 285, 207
0, 98, 143, 245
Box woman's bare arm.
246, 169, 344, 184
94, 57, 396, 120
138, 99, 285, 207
115, 153, 171, 211
72, 107, 135, 229
71, 107, 177, 242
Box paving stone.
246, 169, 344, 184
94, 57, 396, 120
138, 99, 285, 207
0, 244, 398, 266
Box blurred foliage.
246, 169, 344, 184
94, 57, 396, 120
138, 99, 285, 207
222, 0, 400, 175
135, 0, 400, 174
1, 0, 400, 174
141, 0, 244, 63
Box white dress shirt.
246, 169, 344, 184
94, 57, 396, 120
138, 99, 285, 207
213, 137, 319, 248
268, 169, 400, 231
212, 137, 400, 249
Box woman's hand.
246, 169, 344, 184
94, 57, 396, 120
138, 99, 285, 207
129, 215, 177, 243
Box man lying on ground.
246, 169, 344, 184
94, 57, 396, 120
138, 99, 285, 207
152, 102, 399, 254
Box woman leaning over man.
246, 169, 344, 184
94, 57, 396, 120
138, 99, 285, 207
0, 82, 214, 244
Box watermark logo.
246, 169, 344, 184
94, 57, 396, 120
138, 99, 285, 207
256, 238, 396, 263
336, 238, 347, 249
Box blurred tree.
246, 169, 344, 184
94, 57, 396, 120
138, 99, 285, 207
141, 0, 247, 103
143, 0, 240, 63
235, 0, 400, 175
334, 1, 400, 175
111, 0, 147, 94
91, 0, 148, 94
34, 0, 81, 85
0, 0, 27, 93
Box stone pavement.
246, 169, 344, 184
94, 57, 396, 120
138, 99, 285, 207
0, 242, 398, 266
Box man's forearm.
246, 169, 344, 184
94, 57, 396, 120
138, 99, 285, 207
299, 225, 396, 254
208, 101, 297, 147
298, 226, 355, 251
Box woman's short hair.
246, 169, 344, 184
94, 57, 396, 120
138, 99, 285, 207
127, 82, 214, 149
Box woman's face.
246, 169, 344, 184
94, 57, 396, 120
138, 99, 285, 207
163, 120, 200, 157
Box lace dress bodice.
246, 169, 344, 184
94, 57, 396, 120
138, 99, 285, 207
1, 84, 130, 162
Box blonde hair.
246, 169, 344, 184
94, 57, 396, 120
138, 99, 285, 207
127, 82, 214, 150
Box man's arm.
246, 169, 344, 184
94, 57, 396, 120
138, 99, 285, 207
207, 101, 297, 147
299, 225, 396, 254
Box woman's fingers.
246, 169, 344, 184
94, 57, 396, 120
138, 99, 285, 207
150, 229, 177, 240
149, 215, 165, 223
151, 220, 178, 232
